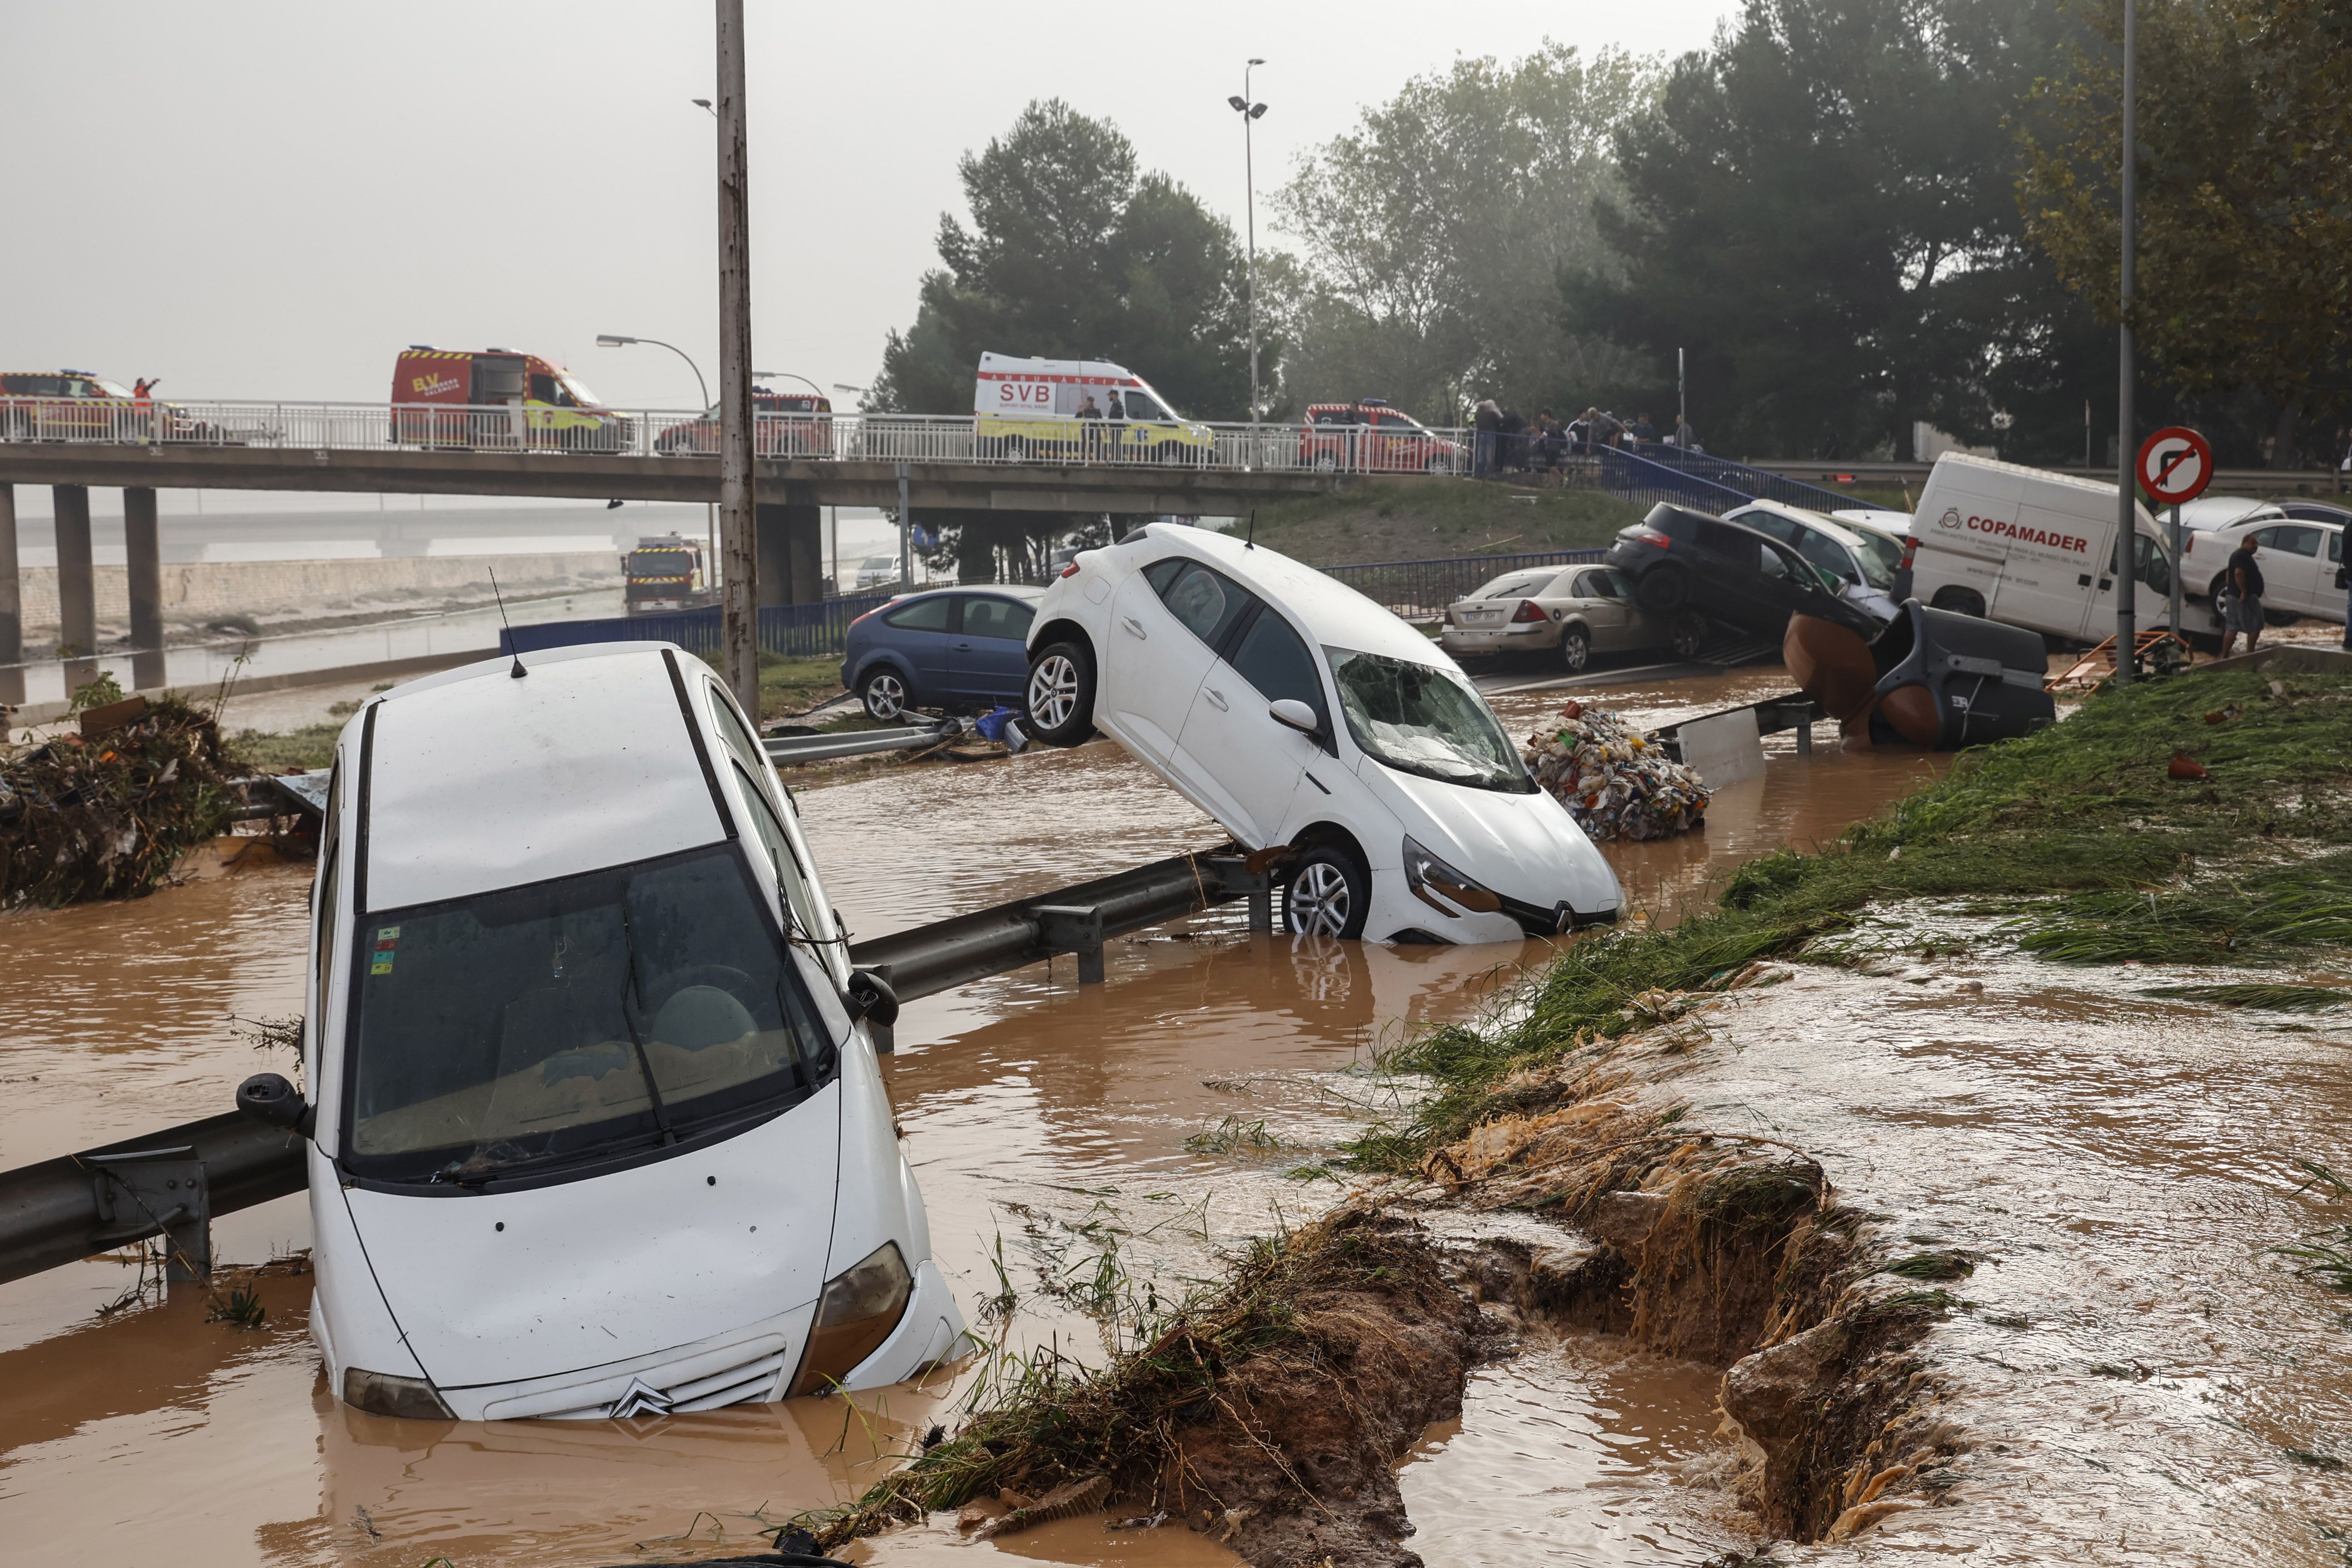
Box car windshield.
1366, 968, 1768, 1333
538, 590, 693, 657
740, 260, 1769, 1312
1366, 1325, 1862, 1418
1840, 529, 1902, 589
342, 843, 833, 1185
1327, 648, 1533, 793
559, 375, 602, 408
629, 550, 694, 574
93, 379, 135, 398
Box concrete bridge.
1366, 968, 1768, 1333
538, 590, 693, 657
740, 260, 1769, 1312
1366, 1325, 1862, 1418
0, 400, 1453, 694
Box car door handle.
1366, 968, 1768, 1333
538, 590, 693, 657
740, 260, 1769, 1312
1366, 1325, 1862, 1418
952, 642, 972, 650
1120, 616, 1147, 640
1203, 687, 1228, 711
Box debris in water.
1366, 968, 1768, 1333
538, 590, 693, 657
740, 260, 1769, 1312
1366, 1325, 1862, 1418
2168, 750, 2209, 780
1523, 701, 1710, 842
972, 1474, 1109, 1538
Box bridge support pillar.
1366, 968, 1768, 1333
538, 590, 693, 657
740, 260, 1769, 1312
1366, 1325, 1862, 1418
0, 484, 20, 707
52, 484, 98, 689
755, 484, 823, 606
124, 487, 164, 691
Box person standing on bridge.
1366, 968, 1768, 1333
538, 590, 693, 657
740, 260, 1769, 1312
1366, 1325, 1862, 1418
1105, 390, 1128, 461
1076, 393, 1102, 461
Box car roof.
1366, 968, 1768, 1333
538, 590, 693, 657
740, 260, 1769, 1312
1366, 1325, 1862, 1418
1132, 524, 1449, 667
891, 583, 1043, 602
359, 642, 727, 911
1731, 499, 1876, 549
2178, 495, 2277, 529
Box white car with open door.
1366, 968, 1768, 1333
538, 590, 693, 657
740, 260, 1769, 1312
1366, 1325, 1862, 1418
236, 641, 965, 1421
1020, 525, 1623, 944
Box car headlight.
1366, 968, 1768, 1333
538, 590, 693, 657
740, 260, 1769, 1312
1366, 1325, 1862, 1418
1401, 835, 1502, 917
342, 1366, 455, 1420
786, 1242, 913, 1396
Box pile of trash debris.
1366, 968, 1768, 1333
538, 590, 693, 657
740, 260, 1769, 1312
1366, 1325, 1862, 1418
0, 693, 241, 906
1523, 700, 1710, 842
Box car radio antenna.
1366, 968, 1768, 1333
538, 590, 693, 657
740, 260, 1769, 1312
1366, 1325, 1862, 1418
489, 567, 527, 679
1245, 508, 1258, 549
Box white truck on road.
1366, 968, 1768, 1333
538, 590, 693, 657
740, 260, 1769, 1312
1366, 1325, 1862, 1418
1905, 453, 2177, 642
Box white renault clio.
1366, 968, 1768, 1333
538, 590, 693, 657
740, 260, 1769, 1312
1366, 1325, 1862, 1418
1022, 525, 1623, 943
238, 642, 966, 1421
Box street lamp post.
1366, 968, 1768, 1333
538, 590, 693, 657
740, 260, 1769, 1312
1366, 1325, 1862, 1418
599, 333, 717, 594
1227, 61, 1268, 428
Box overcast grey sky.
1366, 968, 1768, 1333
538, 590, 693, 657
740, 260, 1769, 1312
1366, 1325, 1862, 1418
5, 2, 1730, 410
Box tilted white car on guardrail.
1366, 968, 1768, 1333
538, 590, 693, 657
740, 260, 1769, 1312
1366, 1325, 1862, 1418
1019, 524, 1623, 944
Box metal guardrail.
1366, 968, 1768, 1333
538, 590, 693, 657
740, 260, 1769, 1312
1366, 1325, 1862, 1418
762, 720, 960, 765
1627, 449, 1883, 515
0, 397, 1471, 480
0, 847, 1270, 1287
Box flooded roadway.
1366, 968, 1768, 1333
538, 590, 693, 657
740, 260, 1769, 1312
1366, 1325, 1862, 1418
0, 666, 1969, 1565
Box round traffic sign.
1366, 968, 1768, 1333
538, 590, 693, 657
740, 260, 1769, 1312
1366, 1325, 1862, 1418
2138, 426, 2213, 504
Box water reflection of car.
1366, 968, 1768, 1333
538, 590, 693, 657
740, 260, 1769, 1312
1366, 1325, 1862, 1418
654, 388, 834, 457
1607, 503, 1885, 644
1020, 524, 1622, 944
1299, 400, 1462, 474
241, 642, 964, 1421
1723, 501, 1904, 624
841, 585, 1043, 720
1440, 563, 1704, 670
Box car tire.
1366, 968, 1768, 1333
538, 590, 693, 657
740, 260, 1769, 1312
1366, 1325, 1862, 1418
2206, 570, 2230, 604
1930, 587, 1987, 618
1024, 641, 1096, 747
1634, 563, 1692, 614
1668, 612, 1708, 659
1559, 626, 1591, 673
1283, 843, 1370, 940
860, 669, 909, 722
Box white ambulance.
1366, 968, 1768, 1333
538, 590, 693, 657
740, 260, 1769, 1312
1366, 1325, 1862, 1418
974, 351, 1213, 463
1905, 453, 2177, 641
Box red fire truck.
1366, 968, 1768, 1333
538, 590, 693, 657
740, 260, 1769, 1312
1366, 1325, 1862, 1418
389, 346, 632, 452
1298, 400, 1462, 474
623, 534, 713, 615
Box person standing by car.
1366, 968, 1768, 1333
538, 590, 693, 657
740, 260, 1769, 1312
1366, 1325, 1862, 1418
2220, 534, 2267, 657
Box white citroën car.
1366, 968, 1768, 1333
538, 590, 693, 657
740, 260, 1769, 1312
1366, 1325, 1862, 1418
1021, 524, 1624, 944
236, 642, 966, 1421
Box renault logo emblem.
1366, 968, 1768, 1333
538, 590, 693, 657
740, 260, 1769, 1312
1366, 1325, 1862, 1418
609, 1377, 675, 1418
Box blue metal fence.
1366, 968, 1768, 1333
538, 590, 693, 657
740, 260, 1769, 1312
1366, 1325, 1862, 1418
501, 594, 894, 663
1592, 448, 1758, 513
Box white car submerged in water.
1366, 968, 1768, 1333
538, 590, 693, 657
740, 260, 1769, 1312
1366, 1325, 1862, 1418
238, 642, 965, 1421
1019, 524, 1623, 944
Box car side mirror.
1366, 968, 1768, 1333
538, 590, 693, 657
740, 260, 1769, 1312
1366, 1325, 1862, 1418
1269, 699, 1319, 735
843, 968, 900, 1028
237, 1073, 314, 1139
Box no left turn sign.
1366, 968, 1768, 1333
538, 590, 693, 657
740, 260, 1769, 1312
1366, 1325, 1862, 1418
2138, 426, 2213, 505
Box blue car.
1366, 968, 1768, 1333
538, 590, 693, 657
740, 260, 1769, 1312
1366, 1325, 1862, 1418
840, 585, 1044, 720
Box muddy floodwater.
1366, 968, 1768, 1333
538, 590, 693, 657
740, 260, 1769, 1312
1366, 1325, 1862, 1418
0, 665, 1992, 1565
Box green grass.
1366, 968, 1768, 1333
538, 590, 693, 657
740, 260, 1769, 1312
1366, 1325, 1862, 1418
1232, 479, 1645, 567
2139, 982, 2352, 1010
1348, 668, 2352, 1172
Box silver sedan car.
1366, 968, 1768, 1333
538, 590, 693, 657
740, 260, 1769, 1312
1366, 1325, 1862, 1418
1439, 564, 1705, 672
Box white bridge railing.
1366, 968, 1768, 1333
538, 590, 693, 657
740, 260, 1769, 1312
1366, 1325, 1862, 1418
0, 397, 1471, 479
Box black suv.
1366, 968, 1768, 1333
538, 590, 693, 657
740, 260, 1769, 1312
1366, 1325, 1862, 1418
1605, 503, 1882, 641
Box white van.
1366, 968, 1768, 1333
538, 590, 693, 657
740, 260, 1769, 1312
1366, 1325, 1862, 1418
1906, 453, 2176, 640
974, 351, 1213, 463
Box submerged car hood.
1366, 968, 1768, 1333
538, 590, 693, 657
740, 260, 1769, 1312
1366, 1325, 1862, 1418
1356, 759, 1621, 920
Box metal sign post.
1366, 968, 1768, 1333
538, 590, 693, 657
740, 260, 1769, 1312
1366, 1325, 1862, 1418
715, 0, 758, 712
2138, 425, 2213, 649
2113, 0, 2137, 681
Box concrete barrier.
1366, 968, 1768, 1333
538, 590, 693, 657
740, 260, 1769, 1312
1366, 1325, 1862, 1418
13, 550, 621, 634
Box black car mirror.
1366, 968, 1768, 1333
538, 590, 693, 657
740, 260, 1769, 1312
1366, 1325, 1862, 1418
843, 968, 900, 1028
237, 1073, 314, 1139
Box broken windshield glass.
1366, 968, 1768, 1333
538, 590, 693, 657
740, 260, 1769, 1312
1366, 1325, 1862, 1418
342, 843, 834, 1185
1327, 649, 1534, 793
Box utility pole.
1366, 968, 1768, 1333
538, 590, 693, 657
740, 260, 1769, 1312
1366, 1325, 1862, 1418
1228, 62, 1268, 426
716, 0, 758, 710
2112, 0, 2137, 683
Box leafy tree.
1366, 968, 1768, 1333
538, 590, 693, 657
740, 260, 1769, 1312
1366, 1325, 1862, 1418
1563, 0, 2094, 461
872, 99, 1262, 422
1273, 44, 1659, 425
2017, 0, 2352, 466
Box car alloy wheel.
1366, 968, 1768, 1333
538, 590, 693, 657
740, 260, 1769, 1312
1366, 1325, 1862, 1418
862, 671, 907, 721
1669, 612, 1708, 659
1027, 654, 1080, 732
1559, 626, 1590, 672
1289, 860, 1353, 937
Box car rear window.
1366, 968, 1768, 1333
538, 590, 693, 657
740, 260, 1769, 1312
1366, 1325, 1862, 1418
1159, 563, 1252, 650
961, 596, 1035, 640
1468, 573, 1549, 601
883, 596, 952, 631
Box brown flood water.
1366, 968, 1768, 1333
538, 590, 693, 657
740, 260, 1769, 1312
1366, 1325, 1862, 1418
0, 664, 1963, 1566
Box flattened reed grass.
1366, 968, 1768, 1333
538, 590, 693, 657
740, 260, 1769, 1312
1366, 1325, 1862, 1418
1349, 670, 2352, 1172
